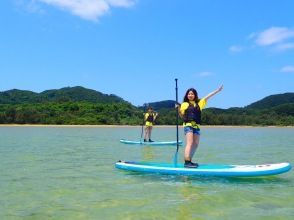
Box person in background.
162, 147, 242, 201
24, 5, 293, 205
144, 106, 158, 142
179, 85, 223, 168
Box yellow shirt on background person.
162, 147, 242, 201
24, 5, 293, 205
180, 99, 207, 128
144, 112, 155, 127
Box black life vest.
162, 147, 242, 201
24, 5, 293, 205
183, 103, 201, 124
146, 113, 154, 122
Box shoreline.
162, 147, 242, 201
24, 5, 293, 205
0, 124, 293, 128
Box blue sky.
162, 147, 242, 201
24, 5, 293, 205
0, 0, 293, 109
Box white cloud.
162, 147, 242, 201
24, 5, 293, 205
254, 27, 294, 46
35, 0, 136, 21
275, 43, 294, 51
107, 0, 135, 7
280, 65, 294, 73
229, 45, 243, 53
232, 27, 294, 53
196, 72, 214, 77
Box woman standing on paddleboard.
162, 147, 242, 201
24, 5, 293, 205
143, 106, 158, 142
179, 85, 223, 168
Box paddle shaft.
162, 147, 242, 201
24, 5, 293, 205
174, 78, 179, 165
140, 104, 146, 141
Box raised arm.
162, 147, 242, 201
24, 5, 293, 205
203, 85, 223, 101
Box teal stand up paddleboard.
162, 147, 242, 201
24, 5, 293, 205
120, 139, 183, 146
115, 161, 292, 177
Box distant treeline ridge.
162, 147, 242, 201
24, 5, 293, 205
0, 87, 293, 126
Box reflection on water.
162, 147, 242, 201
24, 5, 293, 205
119, 170, 291, 186
142, 146, 155, 160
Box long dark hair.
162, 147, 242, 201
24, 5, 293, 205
183, 88, 199, 102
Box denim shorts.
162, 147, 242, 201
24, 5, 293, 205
184, 126, 200, 135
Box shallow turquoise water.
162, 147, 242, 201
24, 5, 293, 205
0, 126, 293, 219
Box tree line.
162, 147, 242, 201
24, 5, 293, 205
0, 102, 293, 126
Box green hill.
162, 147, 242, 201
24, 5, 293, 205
0, 86, 126, 104
139, 100, 177, 111
245, 93, 294, 109
0, 89, 39, 104
39, 86, 125, 103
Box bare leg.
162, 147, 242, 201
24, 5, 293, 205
144, 126, 152, 140
148, 126, 153, 140
190, 134, 200, 160
184, 132, 194, 161
144, 126, 148, 140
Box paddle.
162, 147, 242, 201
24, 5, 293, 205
174, 78, 179, 166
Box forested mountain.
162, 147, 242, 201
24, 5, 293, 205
245, 93, 294, 109
0, 87, 293, 126
0, 86, 125, 104
138, 100, 176, 111
0, 89, 39, 104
